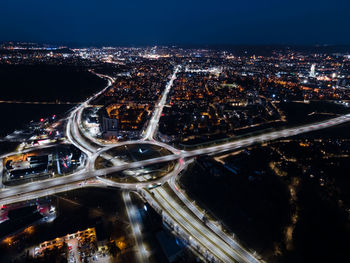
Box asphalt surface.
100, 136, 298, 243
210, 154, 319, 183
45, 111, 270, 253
2, 69, 350, 262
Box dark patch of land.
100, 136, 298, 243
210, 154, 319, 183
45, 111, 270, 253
180, 154, 290, 259
278, 101, 350, 125
180, 137, 350, 263
0, 64, 107, 103
0, 64, 107, 137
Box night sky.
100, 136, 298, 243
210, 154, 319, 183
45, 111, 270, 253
1, 0, 349, 46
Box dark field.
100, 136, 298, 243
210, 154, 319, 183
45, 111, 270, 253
180, 137, 350, 263
0, 64, 107, 102
0, 64, 107, 137
278, 101, 350, 125
0, 103, 72, 137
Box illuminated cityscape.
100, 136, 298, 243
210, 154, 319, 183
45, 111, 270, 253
0, 1, 350, 263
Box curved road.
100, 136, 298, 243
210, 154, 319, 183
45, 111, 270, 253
2, 68, 350, 262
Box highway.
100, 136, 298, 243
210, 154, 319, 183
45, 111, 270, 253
148, 186, 256, 263
168, 162, 261, 263
59, 103, 350, 263
123, 191, 149, 263
143, 66, 179, 140
0, 154, 183, 206
5, 112, 348, 206
65, 73, 114, 155
0, 179, 104, 206
184, 114, 350, 158
2, 69, 350, 263
2, 109, 350, 263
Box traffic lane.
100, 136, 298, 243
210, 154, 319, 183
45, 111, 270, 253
0, 155, 181, 201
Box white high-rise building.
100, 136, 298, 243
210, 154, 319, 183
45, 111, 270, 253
310, 64, 316, 77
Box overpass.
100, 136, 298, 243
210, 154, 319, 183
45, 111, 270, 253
2, 67, 350, 263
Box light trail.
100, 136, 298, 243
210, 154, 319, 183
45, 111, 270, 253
2, 68, 350, 263
168, 161, 262, 263
142, 66, 179, 141
122, 191, 149, 263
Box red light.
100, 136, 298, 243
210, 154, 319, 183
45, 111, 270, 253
40, 118, 44, 122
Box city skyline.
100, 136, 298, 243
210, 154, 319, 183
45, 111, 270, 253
1, 1, 350, 262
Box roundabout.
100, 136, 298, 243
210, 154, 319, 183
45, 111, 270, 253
91, 141, 180, 185
5, 67, 346, 263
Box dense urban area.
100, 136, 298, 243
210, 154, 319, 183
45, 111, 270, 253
0, 42, 350, 263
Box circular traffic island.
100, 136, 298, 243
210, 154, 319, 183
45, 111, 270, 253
94, 143, 177, 185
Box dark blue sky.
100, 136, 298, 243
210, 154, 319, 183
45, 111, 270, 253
1, 0, 349, 46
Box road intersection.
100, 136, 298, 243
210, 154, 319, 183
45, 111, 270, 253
1, 67, 350, 262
